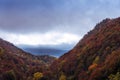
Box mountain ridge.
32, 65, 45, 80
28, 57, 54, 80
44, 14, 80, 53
0, 38, 56, 80
49, 17, 120, 80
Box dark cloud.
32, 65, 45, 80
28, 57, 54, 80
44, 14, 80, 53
0, 0, 120, 34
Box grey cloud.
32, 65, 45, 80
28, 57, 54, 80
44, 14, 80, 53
0, 0, 120, 35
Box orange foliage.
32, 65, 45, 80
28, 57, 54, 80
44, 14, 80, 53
88, 63, 97, 71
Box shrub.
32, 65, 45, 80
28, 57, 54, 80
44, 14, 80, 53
33, 72, 43, 80
59, 74, 66, 80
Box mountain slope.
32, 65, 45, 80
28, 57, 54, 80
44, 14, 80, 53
0, 38, 56, 80
50, 18, 120, 80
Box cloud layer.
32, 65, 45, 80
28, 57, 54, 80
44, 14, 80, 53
0, 31, 80, 46
0, 0, 120, 34
0, 0, 120, 45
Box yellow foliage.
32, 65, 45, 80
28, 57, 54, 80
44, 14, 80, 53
108, 72, 120, 80
88, 63, 97, 71
33, 72, 43, 80
59, 74, 66, 80
93, 56, 100, 64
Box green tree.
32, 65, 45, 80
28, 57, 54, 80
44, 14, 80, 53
93, 56, 100, 64
3, 70, 16, 80
0, 47, 4, 56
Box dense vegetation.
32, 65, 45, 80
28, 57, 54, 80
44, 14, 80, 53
0, 38, 56, 80
49, 17, 120, 80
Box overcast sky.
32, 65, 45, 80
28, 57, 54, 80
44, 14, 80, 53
0, 0, 120, 47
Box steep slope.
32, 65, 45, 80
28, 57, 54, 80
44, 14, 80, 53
50, 17, 120, 80
0, 38, 56, 80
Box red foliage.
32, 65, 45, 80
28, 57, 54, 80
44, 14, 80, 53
50, 17, 120, 80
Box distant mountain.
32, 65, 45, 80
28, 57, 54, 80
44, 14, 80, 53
0, 38, 56, 80
18, 44, 73, 57
49, 17, 120, 80
18, 43, 74, 50
22, 47, 68, 57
